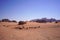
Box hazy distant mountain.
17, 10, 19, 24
56, 20, 60, 22
30, 18, 58, 23
0, 19, 17, 22
0, 18, 60, 23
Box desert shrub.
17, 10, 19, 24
1, 19, 11, 22
3, 25, 5, 26
15, 26, 24, 29
0, 20, 1, 22
15, 27, 22, 29
55, 21, 58, 23
11, 20, 17, 23
38, 26, 40, 28
18, 21, 26, 25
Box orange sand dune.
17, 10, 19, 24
0, 22, 60, 40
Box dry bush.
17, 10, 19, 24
3, 25, 5, 26
15, 27, 23, 29
55, 21, 58, 23
15, 26, 24, 30
0, 20, 1, 22
11, 20, 17, 23
2, 25, 8, 27
18, 21, 26, 25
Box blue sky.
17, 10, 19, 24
0, 0, 60, 21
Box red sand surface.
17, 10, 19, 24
0, 22, 60, 40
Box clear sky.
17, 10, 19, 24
0, 0, 60, 21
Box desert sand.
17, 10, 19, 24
0, 22, 60, 40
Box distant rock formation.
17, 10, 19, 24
0, 19, 17, 22
30, 18, 60, 23
1, 19, 11, 22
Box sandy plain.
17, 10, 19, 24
0, 22, 60, 40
